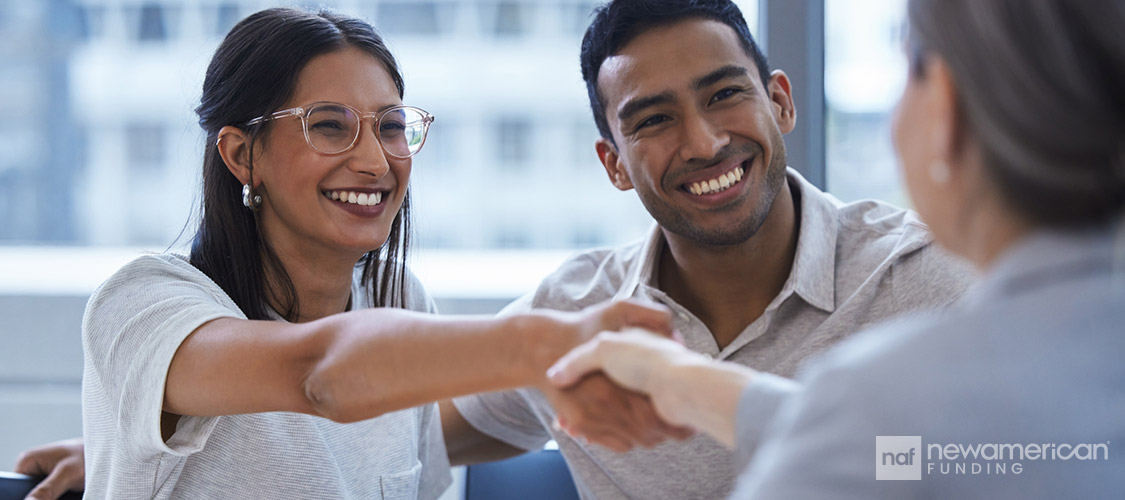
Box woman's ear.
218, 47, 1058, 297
216, 125, 256, 186
926, 57, 966, 172
596, 138, 634, 191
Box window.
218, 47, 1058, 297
377, 2, 445, 36
493, 226, 531, 248
4, 1, 766, 464
562, 1, 598, 35
125, 123, 166, 170
487, 1, 530, 37
417, 117, 453, 168
214, 3, 240, 37
71, 3, 104, 41
497, 117, 532, 167
135, 4, 168, 42
824, 0, 909, 205
571, 118, 599, 166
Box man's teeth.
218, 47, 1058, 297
326, 190, 383, 206
688, 166, 745, 196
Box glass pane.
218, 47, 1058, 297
0, 0, 764, 464
824, 0, 909, 206
136, 4, 167, 42
377, 2, 444, 36
0, 0, 761, 251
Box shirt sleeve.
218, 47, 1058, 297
82, 255, 244, 458
729, 331, 919, 500
732, 372, 802, 471
451, 388, 553, 451
891, 240, 977, 313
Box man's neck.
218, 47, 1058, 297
658, 180, 800, 350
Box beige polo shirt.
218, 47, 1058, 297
454, 169, 975, 500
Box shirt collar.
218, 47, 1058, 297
785, 168, 839, 312
613, 168, 839, 312
969, 217, 1125, 304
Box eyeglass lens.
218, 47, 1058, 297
306, 104, 427, 157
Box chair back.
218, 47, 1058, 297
464, 449, 580, 500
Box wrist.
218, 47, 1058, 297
508, 312, 572, 388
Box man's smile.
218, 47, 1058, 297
685, 165, 745, 196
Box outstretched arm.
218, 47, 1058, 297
547, 329, 756, 447
163, 300, 673, 425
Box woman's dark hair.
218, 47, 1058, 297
579, 0, 769, 145
191, 7, 411, 321
908, 0, 1125, 227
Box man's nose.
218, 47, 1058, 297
678, 111, 729, 163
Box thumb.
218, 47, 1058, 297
25, 459, 80, 500
25, 474, 61, 500
546, 338, 604, 387
613, 300, 674, 337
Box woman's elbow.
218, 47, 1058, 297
301, 357, 393, 423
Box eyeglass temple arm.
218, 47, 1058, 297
245, 107, 304, 126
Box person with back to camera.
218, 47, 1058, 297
548, 0, 1125, 497
30, 7, 674, 500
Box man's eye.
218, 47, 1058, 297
710, 87, 743, 104
635, 115, 670, 131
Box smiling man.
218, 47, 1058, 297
448, 0, 975, 498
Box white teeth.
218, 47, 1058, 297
687, 166, 746, 196
324, 190, 384, 206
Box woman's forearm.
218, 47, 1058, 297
302, 308, 575, 423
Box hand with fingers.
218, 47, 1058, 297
13, 438, 85, 500
532, 301, 694, 452
542, 373, 694, 452
547, 328, 756, 448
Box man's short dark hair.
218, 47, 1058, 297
580, 0, 770, 144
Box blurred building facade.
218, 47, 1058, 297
1, 0, 666, 249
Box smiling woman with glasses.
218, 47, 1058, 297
56, 7, 673, 500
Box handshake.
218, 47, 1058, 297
540, 319, 756, 452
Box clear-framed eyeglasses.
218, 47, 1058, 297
246, 102, 435, 158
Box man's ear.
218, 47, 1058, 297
595, 137, 633, 191
767, 70, 797, 134
216, 125, 256, 186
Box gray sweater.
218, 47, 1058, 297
732, 223, 1125, 499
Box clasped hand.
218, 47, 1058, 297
537, 303, 698, 452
